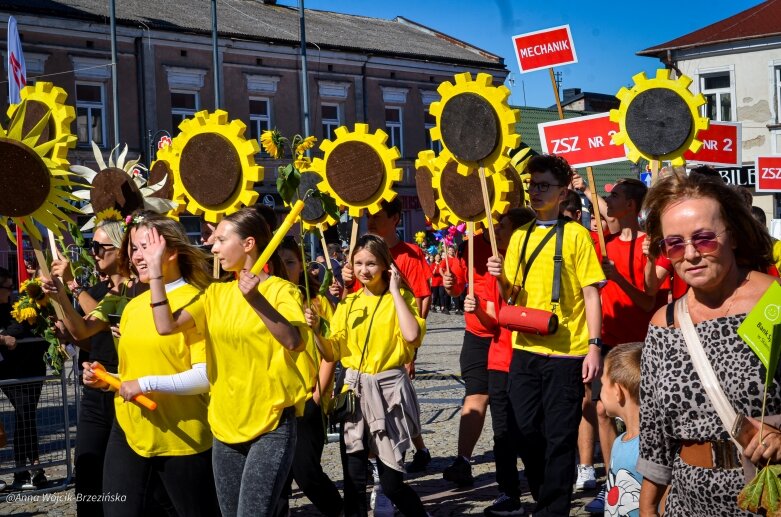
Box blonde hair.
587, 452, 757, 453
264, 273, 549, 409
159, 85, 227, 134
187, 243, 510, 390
120, 211, 213, 291
97, 220, 125, 248
604, 342, 642, 401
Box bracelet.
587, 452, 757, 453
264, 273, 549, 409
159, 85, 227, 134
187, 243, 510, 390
149, 299, 169, 308
150, 275, 164, 281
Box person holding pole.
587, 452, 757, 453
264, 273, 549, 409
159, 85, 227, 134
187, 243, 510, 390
77, 213, 219, 516
147, 207, 308, 516
487, 154, 604, 517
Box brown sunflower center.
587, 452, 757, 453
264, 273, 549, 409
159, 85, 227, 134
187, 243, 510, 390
414, 166, 438, 220
325, 141, 385, 205
148, 160, 175, 200
440, 93, 500, 163
0, 138, 51, 217
179, 133, 241, 207
440, 161, 494, 222
90, 167, 144, 215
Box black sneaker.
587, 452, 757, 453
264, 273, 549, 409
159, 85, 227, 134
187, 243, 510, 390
30, 470, 47, 489
11, 472, 30, 490
484, 493, 524, 516
443, 456, 474, 486
442, 308, 450, 315
407, 448, 432, 473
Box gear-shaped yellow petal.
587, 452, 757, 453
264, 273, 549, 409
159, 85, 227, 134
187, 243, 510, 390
429, 72, 520, 176
169, 110, 263, 223
309, 123, 402, 218
610, 69, 709, 166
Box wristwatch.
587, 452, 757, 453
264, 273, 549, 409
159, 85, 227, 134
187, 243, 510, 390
588, 338, 604, 349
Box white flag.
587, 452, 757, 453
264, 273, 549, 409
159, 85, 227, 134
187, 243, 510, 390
7, 16, 26, 104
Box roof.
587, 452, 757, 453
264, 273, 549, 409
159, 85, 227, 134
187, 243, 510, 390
515, 106, 635, 191
0, 0, 505, 68
638, 0, 781, 56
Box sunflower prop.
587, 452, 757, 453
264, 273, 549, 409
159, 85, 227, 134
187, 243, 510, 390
610, 69, 708, 166
415, 150, 447, 230
70, 142, 177, 230
310, 123, 401, 219
7, 81, 76, 166
146, 142, 181, 219
0, 101, 81, 243
169, 110, 263, 223
505, 145, 534, 208
11, 278, 67, 374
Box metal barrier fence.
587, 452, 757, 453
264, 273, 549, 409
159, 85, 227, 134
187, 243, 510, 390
0, 369, 77, 495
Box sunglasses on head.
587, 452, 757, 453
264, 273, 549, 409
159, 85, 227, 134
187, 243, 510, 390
90, 241, 115, 256
659, 230, 726, 261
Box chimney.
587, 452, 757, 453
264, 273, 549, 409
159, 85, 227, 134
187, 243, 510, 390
562, 88, 581, 101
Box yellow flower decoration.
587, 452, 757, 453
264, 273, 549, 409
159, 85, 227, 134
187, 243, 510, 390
295, 135, 317, 155
0, 101, 80, 243
7, 81, 76, 167
429, 72, 520, 177
309, 124, 402, 218
260, 129, 282, 160
610, 69, 708, 166
150, 143, 183, 220
94, 208, 123, 225
170, 110, 263, 223
294, 155, 312, 171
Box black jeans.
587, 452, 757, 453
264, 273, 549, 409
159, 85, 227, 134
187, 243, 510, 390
488, 370, 521, 498
339, 424, 426, 517
75, 387, 115, 517
508, 350, 584, 517
1, 379, 43, 468
102, 422, 220, 517
275, 399, 342, 516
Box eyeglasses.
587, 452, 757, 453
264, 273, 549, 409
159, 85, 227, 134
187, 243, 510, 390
659, 230, 726, 261
90, 241, 115, 257
526, 181, 563, 193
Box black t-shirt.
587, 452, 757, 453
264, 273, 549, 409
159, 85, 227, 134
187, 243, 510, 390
0, 302, 47, 379
77, 281, 119, 373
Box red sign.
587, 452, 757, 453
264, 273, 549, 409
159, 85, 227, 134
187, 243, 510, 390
683, 121, 741, 167
538, 113, 626, 168
512, 25, 577, 74
755, 156, 781, 192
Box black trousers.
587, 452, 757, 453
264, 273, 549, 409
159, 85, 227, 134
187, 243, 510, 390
75, 387, 115, 517
508, 350, 584, 517
487, 370, 521, 498
1, 379, 43, 468
102, 422, 220, 517
275, 398, 342, 516
339, 424, 426, 517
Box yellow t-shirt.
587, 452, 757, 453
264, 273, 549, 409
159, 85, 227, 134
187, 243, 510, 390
503, 221, 604, 357
325, 288, 425, 374
188, 276, 309, 444
295, 294, 334, 401
773, 239, 781, 272
115, 284, 212, 458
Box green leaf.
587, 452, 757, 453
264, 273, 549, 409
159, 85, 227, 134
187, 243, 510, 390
309, 189, 340, 221
739, 465, 781, 515
276, 164, 301, 205
318, 269, 333, 297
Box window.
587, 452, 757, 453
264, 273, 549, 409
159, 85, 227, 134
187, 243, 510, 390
385, 107, 403, 155
76, 82, 106, 146
248, 97, 271, 154
179, 216, 204, 244
776, 68, 781, 123
322, 103, 340, 140
701, 73, 732, 121
171, 90, 199, 130
424, 109, 442, 153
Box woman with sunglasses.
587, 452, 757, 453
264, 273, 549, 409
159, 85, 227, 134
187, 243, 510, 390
639, 172, 781, 516
147, 207, 308, 516
305, 234, 428, 517
43, 218, 143, 515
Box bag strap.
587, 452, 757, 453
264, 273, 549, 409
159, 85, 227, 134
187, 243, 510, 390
356, 290, 387, 375
550, 218, 565, 307
507, 219, 566, 309
676, 296, 742, 450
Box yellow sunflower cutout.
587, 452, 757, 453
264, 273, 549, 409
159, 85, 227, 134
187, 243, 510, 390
505, 145, 534, 207
0, 101, 81, 242
414, 150, 447, 230
432, 155, 511, 229
6, 81, 76, 167
429, 72, 520, 177
70, 142, 178, 230
310, 123, 402, 218
610, 69, 708, 166
147, 142, 182, 220
169, 110, 263, 223
299, 171, 340, 232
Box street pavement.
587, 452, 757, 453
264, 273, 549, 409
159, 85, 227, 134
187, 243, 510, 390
1, 310, 604, 516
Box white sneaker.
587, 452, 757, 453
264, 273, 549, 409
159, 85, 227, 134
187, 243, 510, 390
575, 464, 596, 490
373, 486, 395, 517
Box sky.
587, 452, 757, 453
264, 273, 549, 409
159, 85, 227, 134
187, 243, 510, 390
297, 0, 761, 107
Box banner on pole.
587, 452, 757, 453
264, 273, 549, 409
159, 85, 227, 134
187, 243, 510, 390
7, 16, 26, 104
755, 156, 781, 193
512, 25, 577, 74
683, 121, 742, 167
538, 113, 626, 168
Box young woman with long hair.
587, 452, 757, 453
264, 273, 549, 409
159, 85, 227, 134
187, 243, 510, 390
80, 212, 219, 516
305, 234, 428, 517
148, 207, 309, 516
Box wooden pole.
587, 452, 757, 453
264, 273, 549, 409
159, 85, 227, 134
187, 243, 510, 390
319, 227, 332, 272
549, 68, 565, 120
29, 236, 66, 321
212, 255, 220, 279
650, 160, 660, 186
478, 166, 499, 257
348, 217, 359, 260
467, 222, 475, 297
585, 165, 607, 259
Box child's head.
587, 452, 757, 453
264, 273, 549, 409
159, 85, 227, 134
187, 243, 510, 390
600, 342, 642, 418
351, 234, 409, 291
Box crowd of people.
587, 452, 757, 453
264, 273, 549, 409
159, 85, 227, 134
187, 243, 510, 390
0, 154, 779, 517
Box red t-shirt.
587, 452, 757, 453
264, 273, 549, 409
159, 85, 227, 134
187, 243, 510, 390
455, 237, 496, 338
391, 241, 432, 299
656, 255, 687, 300
482, 267, 511, 372
431, 261, 443, 287
601, 233, 665, 346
